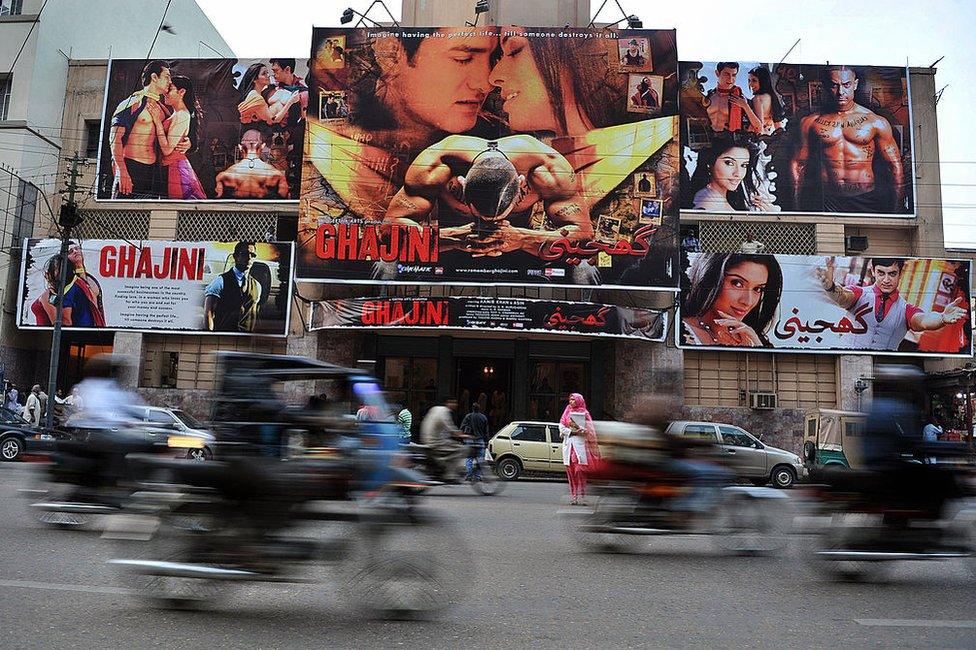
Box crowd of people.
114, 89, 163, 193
5, 382, 82, 426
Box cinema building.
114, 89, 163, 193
0, 1, 969, 454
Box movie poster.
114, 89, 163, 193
96, 58, 309, 201
298, 27, 680, 289
677, 253, 971, 356
18, 239, 294, 336
308, 296, 667, 341
679, 62, 914, 216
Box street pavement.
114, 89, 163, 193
2, 464, 976, 649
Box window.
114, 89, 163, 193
84, 120, 101, 159
546, 425, 562, 444
806, 419, 816, 437
510, 425, 546, 443
527, 361, 585, 423
719, 425, 756, 448
160, 352, 178, 388
0, 1, 23, 17
146, 410, 176, 425
682, 424, 716, 439
12, 179, 37, 247
0, 75, 11, 121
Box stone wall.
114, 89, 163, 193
684, 405, 805, 455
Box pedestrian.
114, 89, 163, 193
739, 231, 766, 254
558, 393, 599, 505
53, 389, 68, 425
922, 414, 943, 464
25, 384, 43, 426
459, 402, 489, 480
395, 404, 412, 443
5, 383, 19, 413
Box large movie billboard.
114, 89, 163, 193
678, 253, 971, 356
96, 58, 309, 201
298, 27, 680, 289
18, 239, 294, 336
309, 296, 667, 341
679, 62, 913, 216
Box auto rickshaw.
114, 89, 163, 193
802, 408, 867, 471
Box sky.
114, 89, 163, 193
196, 0, 976, 250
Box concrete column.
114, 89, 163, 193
837, 354, 873, 413
815, 223, 846, 254
112, 331, 144, 389
148, 209, 179, 240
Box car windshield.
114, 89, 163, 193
0, 407, 28, 425
171, 409, 203, 429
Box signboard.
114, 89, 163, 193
678, 253, 971, 356
18, 239, 294, 336
298, 26, 680, 289
96, 58, 309, 201
309, 296, 667, 341
679, 62, 914, 216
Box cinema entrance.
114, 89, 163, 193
369, 333, 610, 435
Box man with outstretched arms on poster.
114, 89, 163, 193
215, 130, 289, 199
204, 242, 262, 333
815, 257, 967, 350
384, 135, 591, 258
110, 60, 175, 199
269, 58, 308, 123
791, 66, 905, 213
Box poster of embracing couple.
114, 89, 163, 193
96, 57, 309, 201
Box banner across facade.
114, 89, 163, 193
18, 239, 294, 336
679, 61, 914, 216
678, 253, 971, 356
297, 26, 680, 289
96, 58, 309, 201
308, 296, 667, 341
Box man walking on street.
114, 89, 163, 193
5, 383, 19, 413
25, 385, 42, 426
460, 403, 489, 480
395, 405, 412, 443
420, 397, 466, 479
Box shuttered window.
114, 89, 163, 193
683, 350, 836, 409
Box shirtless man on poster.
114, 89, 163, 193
110, 60, 175, 198
791, 66, 905, 213
215, 129, 289, 199
384, 135, 591, 258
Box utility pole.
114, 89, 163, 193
44, 153, 84, 428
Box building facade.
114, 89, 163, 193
2, 0, 969, 455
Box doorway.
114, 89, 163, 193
456, 358, 512, 433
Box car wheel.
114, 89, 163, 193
496, 457, 522, 481
771, 465, 796, 489
1, 436, 25, 461
186, 447, 212, 461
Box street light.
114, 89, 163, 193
626, 15, 642, 28
340, 7, 354, 24
475, 0, 490, 13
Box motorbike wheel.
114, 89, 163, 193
711, 489, 789, 556
568, 491, 647, 555
803, 514, 889, 582
339, 508, 471, 619
469, 463, 504, 496
116, 505, 230, 610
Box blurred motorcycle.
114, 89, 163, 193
567, 421, 791, 555
403, 440, 503, 496
106, 352, 470, 619
799, 457, 976, 581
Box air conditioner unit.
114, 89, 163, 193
846, 235, 868, 252
748, 392, 778, 410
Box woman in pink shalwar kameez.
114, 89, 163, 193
558, 393, 600, 505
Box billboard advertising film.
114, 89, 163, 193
298, 26, 680, 289
96, 58, 309, 201
309, 296, 667, 341
678, 253, 971, 356
679, 61, 913, 216
18, 239, 294, 336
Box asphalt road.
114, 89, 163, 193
2, 464, 976, 649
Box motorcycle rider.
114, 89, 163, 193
420, 397, 467, 480
459, 402, 489, 480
